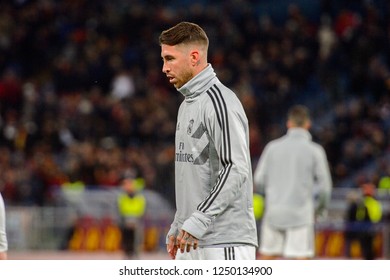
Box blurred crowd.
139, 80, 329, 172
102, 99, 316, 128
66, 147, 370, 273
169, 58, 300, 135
0, 0, 390, 206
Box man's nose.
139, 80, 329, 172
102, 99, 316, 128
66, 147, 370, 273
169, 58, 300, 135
162, 63, 169, 73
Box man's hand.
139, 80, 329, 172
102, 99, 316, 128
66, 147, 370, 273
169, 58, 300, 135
176, 230, 198, 253
167, 235, 178, 259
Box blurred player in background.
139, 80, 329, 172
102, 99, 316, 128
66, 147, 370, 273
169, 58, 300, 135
344, 189, 361, 258
254, 105, 332, 259
160, 21, 257, 260
345, 183, 382, 259
117, 176, 146, 259
0, 192, 7, 260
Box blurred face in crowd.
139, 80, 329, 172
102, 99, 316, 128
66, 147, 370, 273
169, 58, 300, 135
161, 43, 195, 89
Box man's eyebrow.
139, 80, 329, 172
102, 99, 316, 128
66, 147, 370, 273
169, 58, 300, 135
162, 54, 174, 59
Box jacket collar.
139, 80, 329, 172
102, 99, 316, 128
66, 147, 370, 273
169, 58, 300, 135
287, 127, 312, 140
178, 64, 217, 100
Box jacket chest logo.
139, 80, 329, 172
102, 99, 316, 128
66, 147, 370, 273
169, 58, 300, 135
187, 119, 194, 135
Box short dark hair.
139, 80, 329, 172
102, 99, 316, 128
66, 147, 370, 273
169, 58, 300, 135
159, 21, 209, 47
287, 105, 310, 127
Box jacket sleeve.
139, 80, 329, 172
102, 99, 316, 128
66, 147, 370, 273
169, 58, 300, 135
181, 96, 251, 239
253, 144, 271, 195
166, 211, 179, 244
0, 194, 7, 252
313, 145, 332, 215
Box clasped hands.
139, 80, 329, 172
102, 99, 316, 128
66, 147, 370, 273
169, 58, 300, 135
167, 229, 199, 259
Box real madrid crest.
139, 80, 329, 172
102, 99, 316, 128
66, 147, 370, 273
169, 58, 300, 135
187, 119, 194, 135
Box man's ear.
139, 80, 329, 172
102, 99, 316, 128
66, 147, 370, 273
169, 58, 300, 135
305, 120, 312, 130
190, 50, 200, 67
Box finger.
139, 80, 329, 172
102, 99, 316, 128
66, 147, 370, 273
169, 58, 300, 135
167, 235, 175, 252
170, 245, 178, 259
180, 239, 186, 253
176, 230, 184, 244
167, 235, 178, 259
186, 235, 198, 251
167, 247, 174, 259
179, 233, 189, 253
173, 245, 178, 256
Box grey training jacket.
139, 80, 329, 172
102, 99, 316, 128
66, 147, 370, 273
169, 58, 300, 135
253, 128, 332, 228
167, 64, 258, 248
